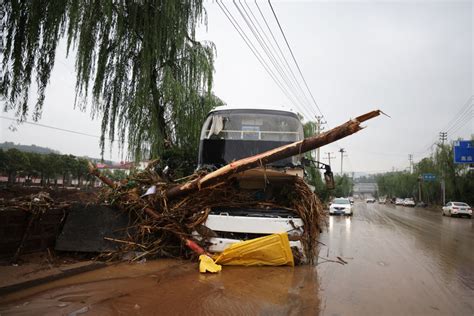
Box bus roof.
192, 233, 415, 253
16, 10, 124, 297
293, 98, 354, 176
210, 105, 299, 116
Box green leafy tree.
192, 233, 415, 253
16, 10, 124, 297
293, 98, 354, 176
2, 1, 219, 161
302, 120, 332, 202
3, 149, 29, 183
74, 158, 90, 187
60, 155, 78, 186
302, 121, 320, 186
24, 152, 44, 184
0, 149, 6, 175
376, 138, 474, 205
43, 153, 62, 185
333, 174, 353, 198
376, 172, 417, 199
110, 169, 128, 181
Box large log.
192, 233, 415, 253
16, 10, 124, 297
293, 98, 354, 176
165, 110, 381, 200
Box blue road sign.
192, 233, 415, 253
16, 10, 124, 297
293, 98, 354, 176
454, 140, 474, 164
422, 173, 436, 182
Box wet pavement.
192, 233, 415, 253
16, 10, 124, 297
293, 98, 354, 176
0, 201, 473, 315
319, 202, 474, 315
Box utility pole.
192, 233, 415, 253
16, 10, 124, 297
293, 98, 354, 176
439, 131, 447, 205
314, 116, 326, 162
339, 148, 347, 175
408, 154, 413, 174
324, 152, 336, 167
418, 176, 422, 203
439, 131, 447, 145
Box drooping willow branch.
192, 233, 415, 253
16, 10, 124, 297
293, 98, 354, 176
1, 0, 222, 160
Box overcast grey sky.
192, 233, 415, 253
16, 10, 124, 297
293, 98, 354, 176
1, 0, 472, 173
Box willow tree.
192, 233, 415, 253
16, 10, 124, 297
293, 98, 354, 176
1, 0, 221, 160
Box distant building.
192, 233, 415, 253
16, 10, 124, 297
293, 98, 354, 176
353, 182, 378, 196
96, 161, 135, 174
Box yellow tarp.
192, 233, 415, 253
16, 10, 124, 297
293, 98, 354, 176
199, 233, 295, 273
214, 232, 294, 267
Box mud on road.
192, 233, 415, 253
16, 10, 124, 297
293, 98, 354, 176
1, 201, 473, 315
0, 260, 319, 315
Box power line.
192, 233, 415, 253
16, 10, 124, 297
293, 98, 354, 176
233, 1, 313, 119
246, 0, 316, 118
217, 0, 310, 119
264, 1, 355, 163
447, 113, 473, 137
443, 95, 473, 133
253, 1, 315, 116
446, 107, 473, 134
415, 96, 473, 155
267, 0, 324, 118
446, 110, 473, 135
0, 115, 107, 139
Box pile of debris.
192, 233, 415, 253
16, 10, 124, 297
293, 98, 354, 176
0, 192, 70, 263
0, 191, 66, 213
94, 165, 324, 264
89, 110, 381, 265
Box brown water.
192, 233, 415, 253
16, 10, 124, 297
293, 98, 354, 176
0, 259, 320, 315
3, 201, 473, 315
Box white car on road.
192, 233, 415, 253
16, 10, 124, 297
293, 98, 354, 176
395, 198, 404, 205
403, 198, 416, 207
442, 202, 472, 218
330, 198, 353, 216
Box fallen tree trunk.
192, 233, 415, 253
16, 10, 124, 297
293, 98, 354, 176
165, 110, 381, 200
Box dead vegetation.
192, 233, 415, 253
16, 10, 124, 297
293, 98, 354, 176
95, 164, 326, 264
91, 110, 381, 264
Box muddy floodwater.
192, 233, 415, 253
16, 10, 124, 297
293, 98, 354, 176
0, 260, 320, 315
1, 201, 473, 315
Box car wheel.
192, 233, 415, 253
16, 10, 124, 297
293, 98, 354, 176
442, 211, 445, 216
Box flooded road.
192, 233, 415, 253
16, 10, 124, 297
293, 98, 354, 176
0, 260, 319, 315
1, 201, 473, 315
319, 202, 474, 315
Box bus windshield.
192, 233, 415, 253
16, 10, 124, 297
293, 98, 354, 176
200, 111, 303, 142
198, 110, 304, 168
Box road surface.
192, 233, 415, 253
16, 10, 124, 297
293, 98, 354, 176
319, 201, 474, 315
0, 202, 472, 315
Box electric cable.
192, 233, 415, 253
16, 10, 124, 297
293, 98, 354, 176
217, 0, 308, 118
234, 1, 313, 119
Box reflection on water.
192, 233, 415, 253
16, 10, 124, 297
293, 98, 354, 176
0, 260, 320, 315
345, 217, 351, 234
328, 215, 352, 238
